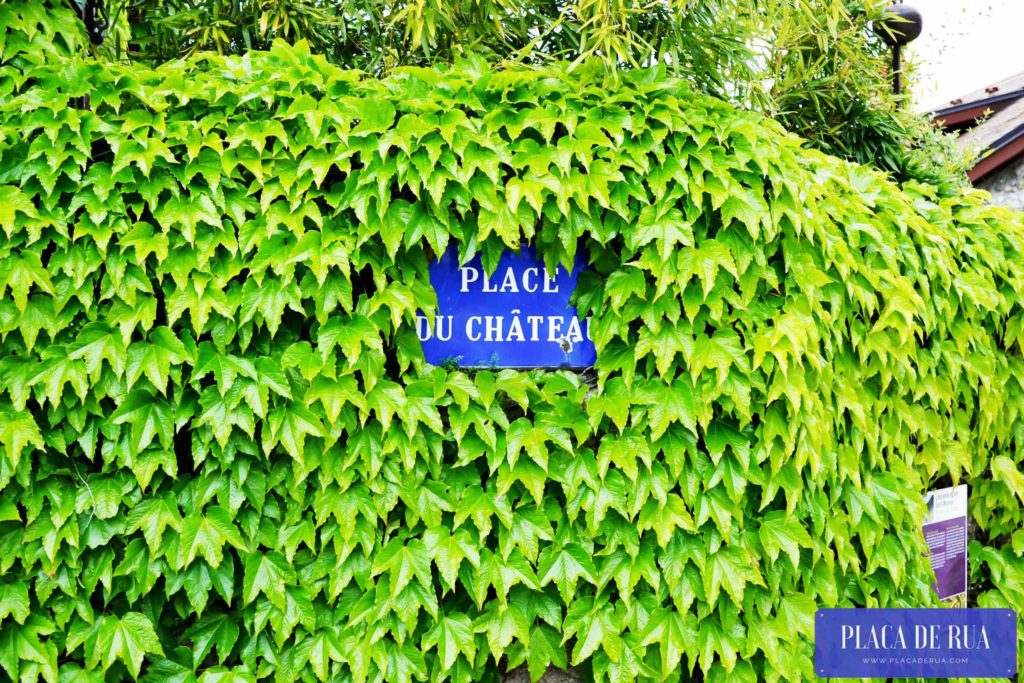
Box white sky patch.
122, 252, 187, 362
909, 0, 1024, 112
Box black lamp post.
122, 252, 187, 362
875, 2, 923, 96
66, 0, 108, 46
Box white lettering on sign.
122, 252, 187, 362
484, 316, 502, 342
416, 313, 593, 344
523, 267, 538, 292
416, 315, 454, 341
566, 316, 583, 343
460, 267, 479, 293
543, 270, 558, 292
501, 268, 518, 292
547, 316, 563, 341
458, 265, 561, 294
527, 315, 543, 341
841, 623, 991, 652
507, 310, 525, 342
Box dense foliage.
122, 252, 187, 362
101, 0, 753, 82
2, 6, 1024, 683
88, 0, 973, 187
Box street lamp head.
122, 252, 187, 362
876, 4, 923, 47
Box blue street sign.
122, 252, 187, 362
417, 246, 597, 368
814, 608, 1018, 679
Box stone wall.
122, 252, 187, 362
504, 667, 580, 683
978, 155, 1024, 211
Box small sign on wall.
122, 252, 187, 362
417, 246, 597, 368
923, 484, 968, 606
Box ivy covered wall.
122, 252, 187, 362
1, 6, 1024, 682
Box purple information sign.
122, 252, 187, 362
923, 485, 968, 604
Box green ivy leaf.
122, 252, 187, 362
243, 551, 294, 610
110, 390, 175, 455
0, 615, 57, 683
639, 607, 698, 680
564, 600, 620, 665
0, 582, 30, 625
758, 511, 813, 569
93, 612, 164, 678
992, 455, 1024, 503
0, 407, 44, 468
697, 607, 744, 674
0, 186, 38, 239
126, 327, 188, 394
180, 507, 247, 569
371, 538, 433, 598
184, 613, 240, 668
521, 624, 565, 681
0, 252, 53, 312
705, 546, 762, 606
423, 612, 475, 672
263, 403, 324, 464
537, 544, 597, 605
